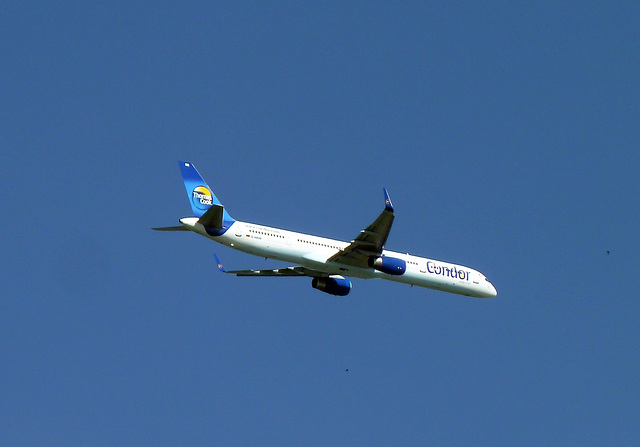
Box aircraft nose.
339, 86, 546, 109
489, 283, 498, 297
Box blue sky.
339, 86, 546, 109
2, 1, 639, 445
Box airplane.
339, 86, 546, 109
153, 162, 498, 298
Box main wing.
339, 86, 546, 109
214, 255, 327, 277
327, 188, 395, 268
221, 266, 320, 277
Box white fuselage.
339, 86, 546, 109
180, 217, 497, 298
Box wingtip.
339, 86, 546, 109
383, 188, 394, 212
214, 254, 226, 273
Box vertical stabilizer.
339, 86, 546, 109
178, 162, 233, 224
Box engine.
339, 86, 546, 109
368, 256, 406, 275
311, 276, 352, 296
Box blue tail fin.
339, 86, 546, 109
179, 162, 234, 224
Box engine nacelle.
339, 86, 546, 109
311, 276, 352, 296
368, 256, 406, 275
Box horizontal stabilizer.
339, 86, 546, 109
152, 226, 189, 231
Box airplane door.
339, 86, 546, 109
420, 263, 426, 273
